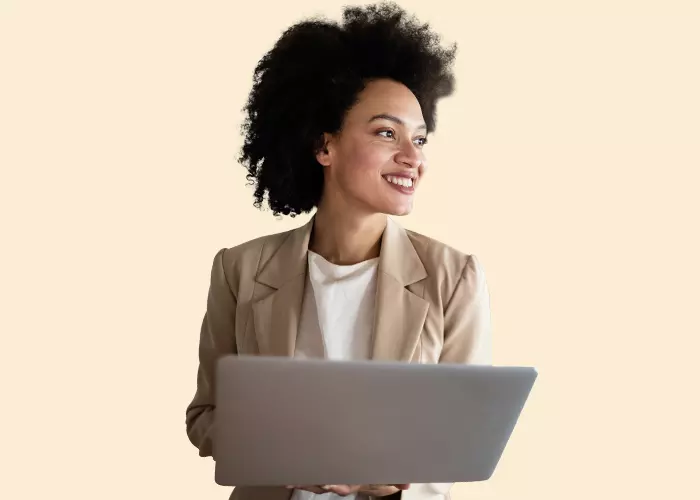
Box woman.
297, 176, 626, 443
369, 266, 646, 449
185, 2, 492, 500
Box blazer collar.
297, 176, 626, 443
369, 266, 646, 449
377, 216, 427, 286
255, 217, 314, 290
255, 215, 427, 289
252, 215, 429, 362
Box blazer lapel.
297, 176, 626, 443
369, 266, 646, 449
371, 217, 429, 362
251, 218, 314, 357
250, 215, 429, 362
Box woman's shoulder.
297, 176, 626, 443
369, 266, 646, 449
403, 227, 484, 281
215, 227, 296, 272
207, 227, 297, 291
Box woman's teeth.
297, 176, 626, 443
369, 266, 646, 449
383, 175, 414, 188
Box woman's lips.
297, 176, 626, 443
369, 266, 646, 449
382, 174, 416, 194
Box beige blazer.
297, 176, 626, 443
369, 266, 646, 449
185, 216, 492, 500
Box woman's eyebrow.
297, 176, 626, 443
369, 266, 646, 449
368, 113, 427, 131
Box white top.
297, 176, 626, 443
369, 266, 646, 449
291, 250, 453, 500
295, 250, 379, 362
292, 250, 379, 500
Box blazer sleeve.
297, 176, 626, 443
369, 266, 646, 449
440, 254, 493, 366
185, 248, 238, 458
407, 257, 491, 500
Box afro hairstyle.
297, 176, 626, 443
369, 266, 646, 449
238, 1, 457, 217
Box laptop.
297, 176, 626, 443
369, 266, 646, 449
213, 355, 537, 487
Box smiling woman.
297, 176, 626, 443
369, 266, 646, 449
314, 79, 428, 221
185, 2, 493, 500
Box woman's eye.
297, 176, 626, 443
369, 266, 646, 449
377, 130, 427, 147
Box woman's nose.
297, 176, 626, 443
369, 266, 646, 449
396, 144, 423, 169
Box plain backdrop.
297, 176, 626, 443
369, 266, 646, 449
1, 1, 698, 499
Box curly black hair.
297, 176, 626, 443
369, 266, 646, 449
238, 1, 457, 217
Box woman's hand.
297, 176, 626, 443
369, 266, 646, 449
287, 484, 410, 496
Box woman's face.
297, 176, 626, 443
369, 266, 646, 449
317, 78, 429, 217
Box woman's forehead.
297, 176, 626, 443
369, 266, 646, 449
347, 80, 425, 127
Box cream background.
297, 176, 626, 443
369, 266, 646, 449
1, 1, 698, 499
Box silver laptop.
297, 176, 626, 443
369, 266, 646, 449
213, 355, 537, 487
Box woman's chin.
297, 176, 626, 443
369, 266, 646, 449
359, 196, 414, 217
383, 202, 414, 217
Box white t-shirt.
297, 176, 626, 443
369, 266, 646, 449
292, 250, 378, 500
295, 250, 378, 362
291, 250, 452, 500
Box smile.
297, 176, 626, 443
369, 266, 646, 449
382, 175, 415, 193
383, 175, 414, 188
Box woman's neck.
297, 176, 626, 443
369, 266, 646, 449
310, 203, 387, 266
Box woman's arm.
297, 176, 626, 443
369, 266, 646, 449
401, 482, 453, 499
440, 254, 492, 366
185, 248, 238, 458
411, 255, 491, 498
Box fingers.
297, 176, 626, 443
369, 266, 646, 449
286, 485, 362, 496
286, 484, 411, 497
324, 485, 361, 496
285, 485, 328, 494
362, 484, 412, 496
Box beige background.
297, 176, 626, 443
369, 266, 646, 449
1, 1, 698, 498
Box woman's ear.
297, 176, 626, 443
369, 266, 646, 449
315, 132, 333, 167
